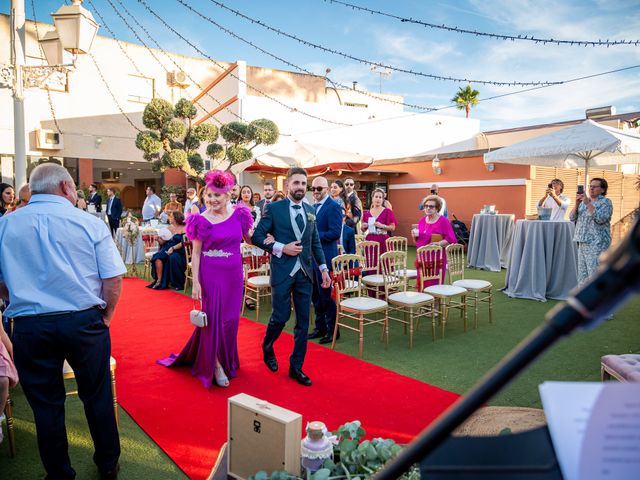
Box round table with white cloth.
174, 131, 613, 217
115, 227, 145, 264
467, 214, 515, 272
502, 220, 578, 302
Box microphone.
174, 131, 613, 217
374, 216, 640, 480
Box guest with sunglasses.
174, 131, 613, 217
343, 177, 362, 230
412, 195, 457, 288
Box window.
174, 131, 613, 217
128, 74, 155, 104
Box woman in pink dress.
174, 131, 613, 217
361, 188, 397, 259
413, 195, 457, 289
158, 170, 253, 388
1, 316, 19, 446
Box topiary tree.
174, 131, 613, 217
135, 98, 279, 180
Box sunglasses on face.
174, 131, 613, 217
424, 204, 437, 209
310, 186, 325, 192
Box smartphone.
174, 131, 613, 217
548, 183, 553, 189
577, 185, 584, 195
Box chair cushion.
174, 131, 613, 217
601, 354, 640, 382
424, 284, 467, 296
361, 274, 386, 286
341, 297, 387, 312
397, 269, 418, 279
64, 356, 116, 377
389, 291, 434, 305
247, 275, 271, 287
453, 279, 491, 290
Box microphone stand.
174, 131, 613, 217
374, 216, 640, 480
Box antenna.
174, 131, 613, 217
370, 64, 392, 93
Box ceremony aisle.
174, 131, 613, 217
110, 278, 460, 479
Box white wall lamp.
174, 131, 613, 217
432, 155, 442, 175
95, 137, 103, 148
486, 162, 495, 172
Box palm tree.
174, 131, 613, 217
452, 85, 480, 118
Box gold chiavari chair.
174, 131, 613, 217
380, 251, 435, 347
385, 236, 417, 285
241, 243, 271, 321
358, 240, 385, 297
416, 245, 467, 338
446, 244, 493, 328
142, 233, 159, 280
331, 254, 388, 358
183, 239, 193, 290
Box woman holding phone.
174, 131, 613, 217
538, 179, 570, 221
570, 178, 613, 284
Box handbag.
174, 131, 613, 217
190, 300, 208, 327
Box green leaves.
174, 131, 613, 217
163, 149, 187, 169
206, 143, 225, 160
142, 98, 174, 131
174, 98, 197, 119
248, 118, 279, 145
192, 123, 219, 143
135, 130, 162, 155
165, 119, 187, 139
226, 145, 252, 165
220, 121, 249, 144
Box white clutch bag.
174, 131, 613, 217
190, 301, 207, 327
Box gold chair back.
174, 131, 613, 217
385, 236, 408, 253
446, 243, 465, 283
416, 245, 445, 288
241, 243, 270, 277
354, 234, 366, 244
357, 240, 380, 274
380, 250, 407, 295
331, 254, 364, 300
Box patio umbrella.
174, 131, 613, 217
232, 140, 373, 175
483, 119, 640, 181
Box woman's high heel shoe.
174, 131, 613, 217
214, 366, 229, 387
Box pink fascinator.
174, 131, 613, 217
204, 170, 236, 194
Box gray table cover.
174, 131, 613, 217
503, 220, 578, 302
467, 214, 515, 271
115, 228, 145, 264
90, 211, 106, 222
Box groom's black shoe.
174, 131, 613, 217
307, 330, 326, 340
289, 367, 312, 386
263, 349, 278, 372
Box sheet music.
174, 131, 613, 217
539, 381, 640, 480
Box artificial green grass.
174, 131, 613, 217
3, 254, 638, 477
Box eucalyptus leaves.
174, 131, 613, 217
249, 421, 419, 480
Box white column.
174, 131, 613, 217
11, 0, 28, 188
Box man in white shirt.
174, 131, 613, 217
183, 187, 197, 215
538, 178, 570, 221
142, 186, 162, 222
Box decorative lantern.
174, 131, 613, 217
301, 421, 335, 473
51, 0, 99, 55
39, 30, 73, 66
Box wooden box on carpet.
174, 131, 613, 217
228, 393, 302, 480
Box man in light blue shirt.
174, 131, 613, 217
0, 163, 126, 479
142, 185, 161, 221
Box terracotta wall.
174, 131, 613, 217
164, 168, 187, 188
78, 158, 93, 187
385, 156, 532, 238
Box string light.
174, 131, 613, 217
324, 0, 640, 47
173, 0, 437, 112
205, 0, 561, 87
136, 0, 352, 127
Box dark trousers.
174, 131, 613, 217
108, 217, 119, 237
312, 266, 336, 334
263, 269, 313, 369
12, 308, 120, 480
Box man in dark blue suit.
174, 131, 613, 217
339, 207, 357, 255
308, 176, 342, 344
252, 167, 331, 386
87, 183, 102, 212
105, 188, 123, 237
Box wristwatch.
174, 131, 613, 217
320, 266, 329, 273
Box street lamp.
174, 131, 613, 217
0, 0, 98, 189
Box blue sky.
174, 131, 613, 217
6, 0, 640, 130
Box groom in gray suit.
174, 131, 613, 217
252, 167, 331, 386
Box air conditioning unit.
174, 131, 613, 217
167, 70, 189, 88
36, 129, 64, 150
585, 106, 616, 119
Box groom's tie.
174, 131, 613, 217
292, 205, 305, 232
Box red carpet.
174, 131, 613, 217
110, 278, 460, 480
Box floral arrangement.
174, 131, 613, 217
122, 213, 140, 246
307, 212, 316, 223
204, 169, 236, 194
249, 421, 419, 480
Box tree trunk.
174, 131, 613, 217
465, 104, 470, 118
